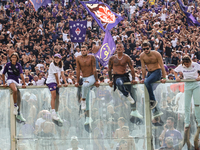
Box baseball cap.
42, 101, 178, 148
54, 54, 62, 59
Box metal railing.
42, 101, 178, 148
0, 79, 198, 150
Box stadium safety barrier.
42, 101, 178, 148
0, 80, 198, 150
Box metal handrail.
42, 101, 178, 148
0, 79, 197, 89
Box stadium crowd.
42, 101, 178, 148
0, 0, 200, 86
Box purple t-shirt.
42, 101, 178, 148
3, 62, 23, 83
163, 129, 182, 146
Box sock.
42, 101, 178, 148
18, 112, 20, 115
52, 109, 55, 113
14, 103, 17, 107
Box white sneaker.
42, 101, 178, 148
81, 100, 86, 110
51, 111, 59, 121
84, 117, 93, 125
126, 94, 135, 104
13, 106, 19, 115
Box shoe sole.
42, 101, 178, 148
130, 113, 143, 119
130, 101, 135, 104
16, 118, 26, 124
153, 112, 163, 118
52, 119, 63, 127
84, 121, 93, 125
150, 101, 158, 110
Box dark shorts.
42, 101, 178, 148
46, 83, 59, 94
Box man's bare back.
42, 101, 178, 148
140, 50, 161, 72
76, 55, 95, 77
109, 54, 131, 75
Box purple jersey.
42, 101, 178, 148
3, 62, 23, 83
163, 129, 182, 146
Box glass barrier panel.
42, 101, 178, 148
0, 89, 11, 150
152, 82, 198, 150
16, 84, 146, 150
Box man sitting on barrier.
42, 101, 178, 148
108, 42, 143, 119
140, 41, 166, 118
75, 45, 100, 125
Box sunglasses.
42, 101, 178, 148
143, 47, 149, 50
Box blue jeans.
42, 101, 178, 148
144, 69, 161, 101
165, 57, 171, 65
115, 76, 137, 109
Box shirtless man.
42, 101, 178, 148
108, 42, 142, 119
140, 41, 166, 118
114, 117, 126, 142
75, 45, 99, 125
122, 126, 136, 150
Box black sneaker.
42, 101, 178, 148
150, 100, 158, 109
152, 118, 164, 126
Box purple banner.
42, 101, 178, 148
69, 20, 87, 43
177, 0, 200, 26
80, 1, 124, 32
29, 0, 52, 11
94, 30, 116, 66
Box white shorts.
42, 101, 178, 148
7, 79, 20, 86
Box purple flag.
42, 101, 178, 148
80, 1, 124, 32
94, 30, 116, 66
177, 0, 200, 26
69, 20, 87, 43
29, 0, 52, 11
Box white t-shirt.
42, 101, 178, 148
68, 78, 73, 84
121, 34, 128, 41
138, 0, 144, 7
113, 35, 119, 41
36, 78, 46, 86
63, 33, 68, 42
130, 5, 136, 15
74, 51, 82, 58
174, 62, 200, 79
171, 38, 178, 48
46, 62, 64, 84
87, 21, 92, 28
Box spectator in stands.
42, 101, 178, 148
159, 117, 182, 147
36, 72, 45, 86
67, 136, 83, 150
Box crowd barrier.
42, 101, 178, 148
0, 80, 199, 150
